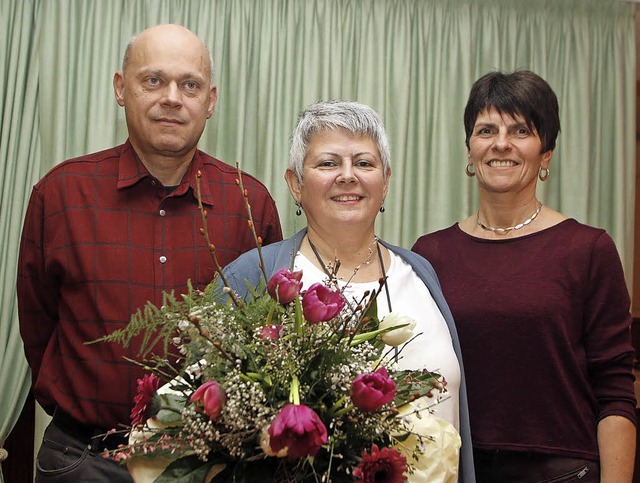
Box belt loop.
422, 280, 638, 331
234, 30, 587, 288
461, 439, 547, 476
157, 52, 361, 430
90, 433, 101, 452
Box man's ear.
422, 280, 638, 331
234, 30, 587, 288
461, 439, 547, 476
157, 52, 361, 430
207, 85, 218, 119
113, 72, 125, 107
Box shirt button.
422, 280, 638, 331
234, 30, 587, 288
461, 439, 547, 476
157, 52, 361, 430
159, 256, 167, 263
159, 210, 166, 216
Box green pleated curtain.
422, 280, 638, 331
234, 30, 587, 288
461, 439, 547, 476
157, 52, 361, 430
0, 0, 635, 479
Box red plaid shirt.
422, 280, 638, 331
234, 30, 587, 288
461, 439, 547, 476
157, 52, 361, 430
17, 140, 282, 428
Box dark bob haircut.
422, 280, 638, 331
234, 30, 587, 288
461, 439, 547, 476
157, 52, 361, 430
463, 70, 561, 153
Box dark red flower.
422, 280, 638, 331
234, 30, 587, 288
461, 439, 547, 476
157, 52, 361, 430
351, 367, 396, 412
130, 373, 160, 427
352, 444, 407, 483
268, 403, 328, 458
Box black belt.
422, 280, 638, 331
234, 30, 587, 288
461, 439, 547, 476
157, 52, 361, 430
52, 407, 129, 452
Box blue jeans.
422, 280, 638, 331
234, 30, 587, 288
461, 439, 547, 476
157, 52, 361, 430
35, 420, 133, 482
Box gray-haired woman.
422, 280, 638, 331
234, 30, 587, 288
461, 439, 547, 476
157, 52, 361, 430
222, 99, 475, 482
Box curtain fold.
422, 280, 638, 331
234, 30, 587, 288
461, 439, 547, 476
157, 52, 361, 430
1, 0, 635, 477
0, 1, 41, 481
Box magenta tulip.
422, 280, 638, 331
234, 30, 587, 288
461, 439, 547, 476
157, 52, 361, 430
350, 367, 396, 412
190, 380, 225, 420
301, 283, 345, 323
268, 404, 328, 458
267, 268, 303, 304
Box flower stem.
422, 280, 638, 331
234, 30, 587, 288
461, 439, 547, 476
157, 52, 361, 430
293, 296, 303, 335
266, 303, 276, 326
289, 375, 300, 405
333, 403, 355, 417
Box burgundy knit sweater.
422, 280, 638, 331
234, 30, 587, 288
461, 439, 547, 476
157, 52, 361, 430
413, 219, 636, 461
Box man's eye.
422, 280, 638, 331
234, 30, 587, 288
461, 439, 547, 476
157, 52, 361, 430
184, 81, 198, 90
148, 77, 160, 85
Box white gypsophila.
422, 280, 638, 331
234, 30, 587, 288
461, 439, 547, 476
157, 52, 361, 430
222, 371, 271, 431
180, 407, 217, 460
214, 371, 274, 459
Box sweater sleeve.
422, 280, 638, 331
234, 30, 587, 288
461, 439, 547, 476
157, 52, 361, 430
583, 231, 637, 425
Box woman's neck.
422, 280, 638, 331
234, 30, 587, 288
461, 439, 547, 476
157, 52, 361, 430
471, 191, 540, 234
303, 226, 385, 282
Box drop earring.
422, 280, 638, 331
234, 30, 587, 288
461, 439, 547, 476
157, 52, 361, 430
295, 201, 302, 216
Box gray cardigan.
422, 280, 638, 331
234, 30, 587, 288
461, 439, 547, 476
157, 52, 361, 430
222, 228, 475, 483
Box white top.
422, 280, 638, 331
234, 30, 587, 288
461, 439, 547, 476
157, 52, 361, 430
295, 250, 461, 430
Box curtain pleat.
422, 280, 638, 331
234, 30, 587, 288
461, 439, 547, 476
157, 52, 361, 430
0, 1, 42, 481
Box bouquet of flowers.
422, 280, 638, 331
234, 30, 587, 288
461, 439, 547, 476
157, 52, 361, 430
97, 170, 457, 482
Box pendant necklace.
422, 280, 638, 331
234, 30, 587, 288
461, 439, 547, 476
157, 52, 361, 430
307, 235, 377, 281
307, 235, 392, 312
477, 202, 543, 235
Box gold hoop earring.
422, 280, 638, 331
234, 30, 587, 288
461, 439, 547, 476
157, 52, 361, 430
538, 167, 549, 181
465, 164, 476, 177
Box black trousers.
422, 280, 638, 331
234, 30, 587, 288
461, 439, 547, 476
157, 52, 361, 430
35, 410, 133, 483
474, 449, 600, 483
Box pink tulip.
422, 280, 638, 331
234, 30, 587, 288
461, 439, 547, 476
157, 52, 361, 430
350, 367, 396, 412
267, 268, 303, 304
190, 380, 225, 420
268, 404, 328, 458
301, 283, 345, 323
259, 323, 283, 340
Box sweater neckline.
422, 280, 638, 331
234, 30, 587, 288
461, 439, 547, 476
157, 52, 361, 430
454, 218, 576, 243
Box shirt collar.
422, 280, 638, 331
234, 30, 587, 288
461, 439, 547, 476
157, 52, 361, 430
117, 140, 214, 207
117, 140, 150, 189
180, 150, 214, 207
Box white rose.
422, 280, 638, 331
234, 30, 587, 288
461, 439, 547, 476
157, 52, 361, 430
379, 312, 416, 346
393, 396, 461, 483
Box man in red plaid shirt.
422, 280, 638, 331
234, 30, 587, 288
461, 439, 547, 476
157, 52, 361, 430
17, 24, 282, 481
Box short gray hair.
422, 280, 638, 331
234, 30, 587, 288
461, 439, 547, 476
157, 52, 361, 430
289, 100, 391, 181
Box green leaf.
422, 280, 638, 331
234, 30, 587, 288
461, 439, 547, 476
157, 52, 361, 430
349, 324, 407, 346
154, 393, 187, 424
156, 455, 217, 482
